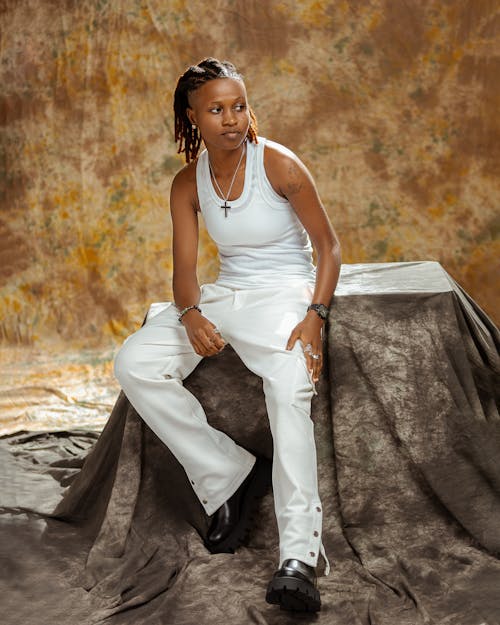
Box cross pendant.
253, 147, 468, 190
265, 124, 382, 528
221, 201, 230, 218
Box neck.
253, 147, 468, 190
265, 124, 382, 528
206, 141, 246, 176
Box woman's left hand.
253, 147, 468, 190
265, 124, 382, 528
286, 312, 324, 383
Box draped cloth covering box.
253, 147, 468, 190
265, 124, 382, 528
1, 262, 499, 625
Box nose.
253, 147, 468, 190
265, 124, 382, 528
222, 108, 236, 126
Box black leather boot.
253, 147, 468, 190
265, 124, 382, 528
265, 558, 321, 612
204, 456, 271, 554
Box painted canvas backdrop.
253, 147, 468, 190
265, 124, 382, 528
1, 0, 498, 350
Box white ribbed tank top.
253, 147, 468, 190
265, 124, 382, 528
195, 137, 316, 290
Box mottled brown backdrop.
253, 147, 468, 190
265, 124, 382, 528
1, 0, 498, 350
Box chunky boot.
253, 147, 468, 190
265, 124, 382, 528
204, 456, 272, 554
265, 558, 321, 612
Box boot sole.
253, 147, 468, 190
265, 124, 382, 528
266, 576, 321, 612
204, 456, 272, 554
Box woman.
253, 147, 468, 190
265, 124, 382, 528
114, 57, 341, 613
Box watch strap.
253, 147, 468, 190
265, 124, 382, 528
307, 303, 329, 320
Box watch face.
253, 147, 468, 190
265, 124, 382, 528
309, 304, 328, 319
318, 305, 328, 319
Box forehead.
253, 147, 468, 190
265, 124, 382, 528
188, 77, 247, 106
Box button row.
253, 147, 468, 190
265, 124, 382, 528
311, 505, 321, 557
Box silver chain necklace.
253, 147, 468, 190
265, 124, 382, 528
208, 141, 246, 218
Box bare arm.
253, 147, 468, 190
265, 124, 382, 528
264, 142, 342, 381
170, 167, 201, 309
170, 167, 225, 356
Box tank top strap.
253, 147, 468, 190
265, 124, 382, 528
195, 149, 211, 209
253, 137, 290, 207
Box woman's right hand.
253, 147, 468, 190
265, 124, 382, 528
181, 309, 226, 357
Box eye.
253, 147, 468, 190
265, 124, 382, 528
235, 103, 247, 111
209, 106, 222, 114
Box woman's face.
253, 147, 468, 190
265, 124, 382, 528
187, 77, 251, 153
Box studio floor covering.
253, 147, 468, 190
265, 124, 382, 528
1, 262, 499, 625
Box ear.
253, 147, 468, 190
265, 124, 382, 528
186, 107, 197, 126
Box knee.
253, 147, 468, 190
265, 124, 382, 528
113, 339, 144, 387
114, 336, 186, 388
264, 365, 314, 415
113, 342, 131, 386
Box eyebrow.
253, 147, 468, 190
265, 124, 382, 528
207, 97, 246, 105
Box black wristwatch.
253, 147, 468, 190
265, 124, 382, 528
307, 303, 329, 320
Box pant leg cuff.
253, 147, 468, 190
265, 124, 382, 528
201, 453, 256, 516
279, 542, 330, 576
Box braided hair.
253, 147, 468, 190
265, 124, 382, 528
174, 57, 258, 163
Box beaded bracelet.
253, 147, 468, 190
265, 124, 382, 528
177, 304, 202, 323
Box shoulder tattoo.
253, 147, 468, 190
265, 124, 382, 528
285, 160, 303, 196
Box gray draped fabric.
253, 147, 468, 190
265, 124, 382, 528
2, 262, 499, 624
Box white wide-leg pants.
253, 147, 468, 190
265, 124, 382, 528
114, 282, 330, 574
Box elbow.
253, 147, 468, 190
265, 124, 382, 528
336, 240, 342, 264
332, 235, 341, 259
317, 237, 341, 264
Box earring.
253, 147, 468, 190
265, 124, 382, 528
192, 124, 197, 130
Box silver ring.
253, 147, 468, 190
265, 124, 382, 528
304, 343, 313, 353
213, 328, 221, 334
311, 354, 321, 360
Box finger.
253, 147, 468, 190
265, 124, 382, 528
192, 340, 205, 357
209, 337, 225, 354
197, 331, 218, 355
209, 328, 226, 350
299, 339, 314, 374
206, 331, 225, 355
193, 337, 211, 357
312, 347, 323, 382
304, 351, 314, 377
205, 340, 221, 356
313, 354, 322, 382
286, 328, 300, 351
